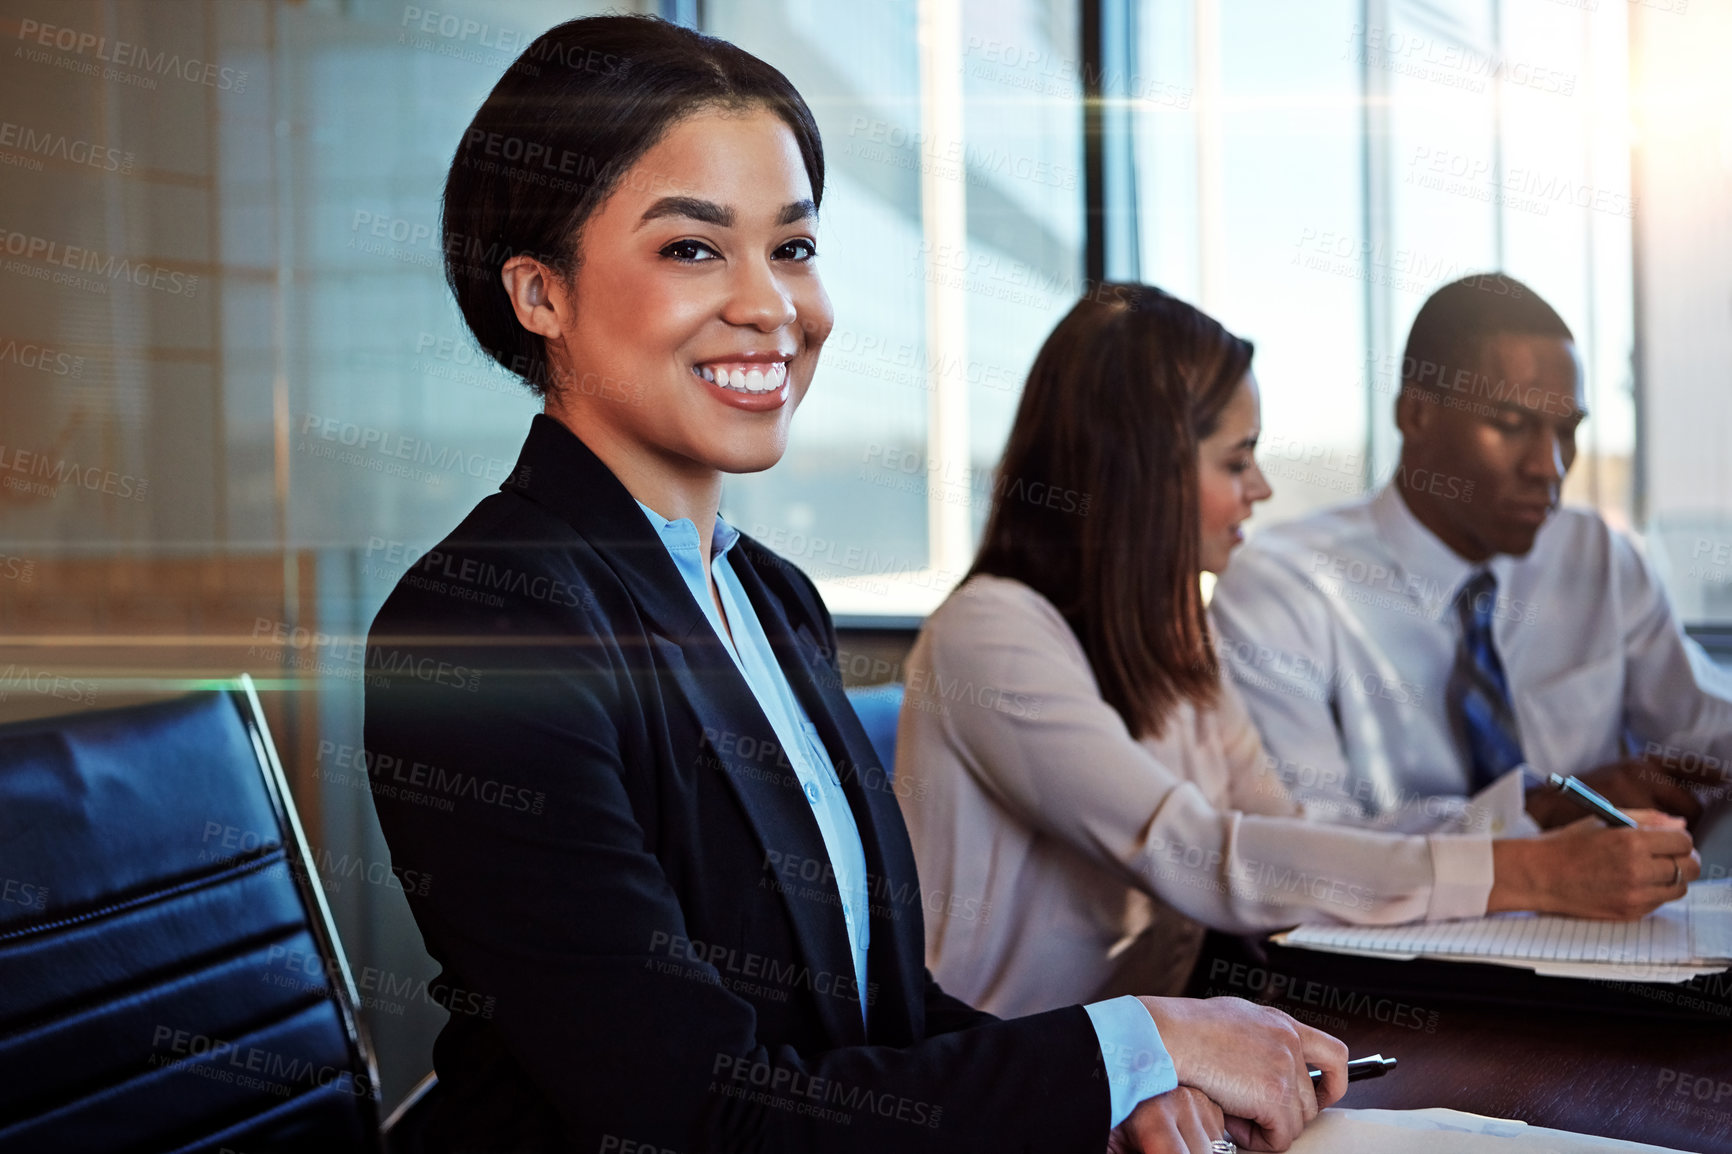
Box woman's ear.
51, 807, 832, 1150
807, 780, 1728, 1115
501, 256, 571, 341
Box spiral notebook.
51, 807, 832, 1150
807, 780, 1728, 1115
1271, 879, 1732, 982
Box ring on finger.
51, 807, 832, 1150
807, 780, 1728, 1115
1671, 859, 1682, 887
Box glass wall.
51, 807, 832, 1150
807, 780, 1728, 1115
0, 0, 636, 1104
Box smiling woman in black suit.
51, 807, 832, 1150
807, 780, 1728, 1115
362, 15, 1346, 1154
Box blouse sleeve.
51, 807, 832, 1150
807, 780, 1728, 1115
1213, 674, 1302, 817
920, 581, 1494, 931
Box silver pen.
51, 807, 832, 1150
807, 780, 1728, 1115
1545, 773, 1640, 828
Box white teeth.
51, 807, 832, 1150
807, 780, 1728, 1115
697, 362, 789, 393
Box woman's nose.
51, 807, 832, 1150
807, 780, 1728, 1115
723, 259, 797, 331
1248, 462, 1274, 503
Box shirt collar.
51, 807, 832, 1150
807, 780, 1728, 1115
633, 499, 740, 559
1369, 484, 1512, 614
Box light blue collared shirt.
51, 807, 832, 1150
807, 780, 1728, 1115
636, 502, 1176, 1127
637, 501, 872, 1025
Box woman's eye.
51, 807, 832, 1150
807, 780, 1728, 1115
776, 238, 818, 261
661, 239, 719, 263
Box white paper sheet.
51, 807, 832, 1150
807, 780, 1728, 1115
1288, 1108, 1698, 1153
1272, 879, 1732, 983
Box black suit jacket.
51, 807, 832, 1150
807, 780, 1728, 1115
364, 415, 1109, 1152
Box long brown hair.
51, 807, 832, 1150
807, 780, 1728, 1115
968, 283, 1254, 739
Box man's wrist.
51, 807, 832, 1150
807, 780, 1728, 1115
1488, 836, 1545, 912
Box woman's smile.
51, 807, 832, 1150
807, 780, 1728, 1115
690, 350, 794, 409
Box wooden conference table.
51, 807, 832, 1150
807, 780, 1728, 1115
1188, 936, 1732, 1152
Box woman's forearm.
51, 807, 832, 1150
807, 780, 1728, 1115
1139, 793, 1447, 932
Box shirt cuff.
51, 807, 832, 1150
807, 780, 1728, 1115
1464, 767, 1540, 838
1424, 833, 1496, 920
1084, 995, 1179, 1130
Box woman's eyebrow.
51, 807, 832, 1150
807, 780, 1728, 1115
777, 198, 817, 225
638, 196, 732, 228
635, 197, 817, 229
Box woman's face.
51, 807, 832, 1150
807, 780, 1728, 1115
1196, 373, 1273, 575
550, 105, 833, 477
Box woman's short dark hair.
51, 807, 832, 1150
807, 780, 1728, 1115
969, 284, 1254, 740
441, 15, 825, 396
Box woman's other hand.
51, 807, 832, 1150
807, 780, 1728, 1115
1136, 995, 1346, 1150
1106, 1086, 1226, 1154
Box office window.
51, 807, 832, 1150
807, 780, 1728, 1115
1132, 0, 1635, 537
710, 0, 1084, 617
1624, 1, 1732, 626
1138, 0, 1371, 525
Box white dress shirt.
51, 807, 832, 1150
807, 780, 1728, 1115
897, 575, 1505, 1014
1212, 485, 1732, 826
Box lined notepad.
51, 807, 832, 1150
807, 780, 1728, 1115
1273, 879, 1732, 982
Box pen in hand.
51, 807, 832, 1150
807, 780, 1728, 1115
1310, 1054, 1397, 1088
1207, 1059, 1400, 1154
1546, 773, 1640, 829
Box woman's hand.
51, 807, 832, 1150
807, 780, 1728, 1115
1106, 1087, 1226, 1154
1137, 995, 1347, 1151
1489, 811, 1700, 919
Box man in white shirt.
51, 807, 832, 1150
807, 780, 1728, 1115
1212, 273, 1728, 832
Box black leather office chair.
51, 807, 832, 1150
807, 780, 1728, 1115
0, 678, 382, 1152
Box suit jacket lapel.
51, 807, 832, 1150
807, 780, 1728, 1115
728, 546, 926, 1045
645, 623, 866, 1046
502, 414, 907, 1045
501, 414, 704, 645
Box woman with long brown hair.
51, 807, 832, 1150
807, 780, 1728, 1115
897, 283, 1698, 1014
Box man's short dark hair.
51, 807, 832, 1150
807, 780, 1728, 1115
1400, 273, 1574, 391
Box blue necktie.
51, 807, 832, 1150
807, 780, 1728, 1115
1446, 570, 1525, 791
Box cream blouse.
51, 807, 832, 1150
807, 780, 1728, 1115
896, 575, 1523, 1015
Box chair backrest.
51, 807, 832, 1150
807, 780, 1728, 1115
844, 683, 905, 781
0, 678, 380, 1153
